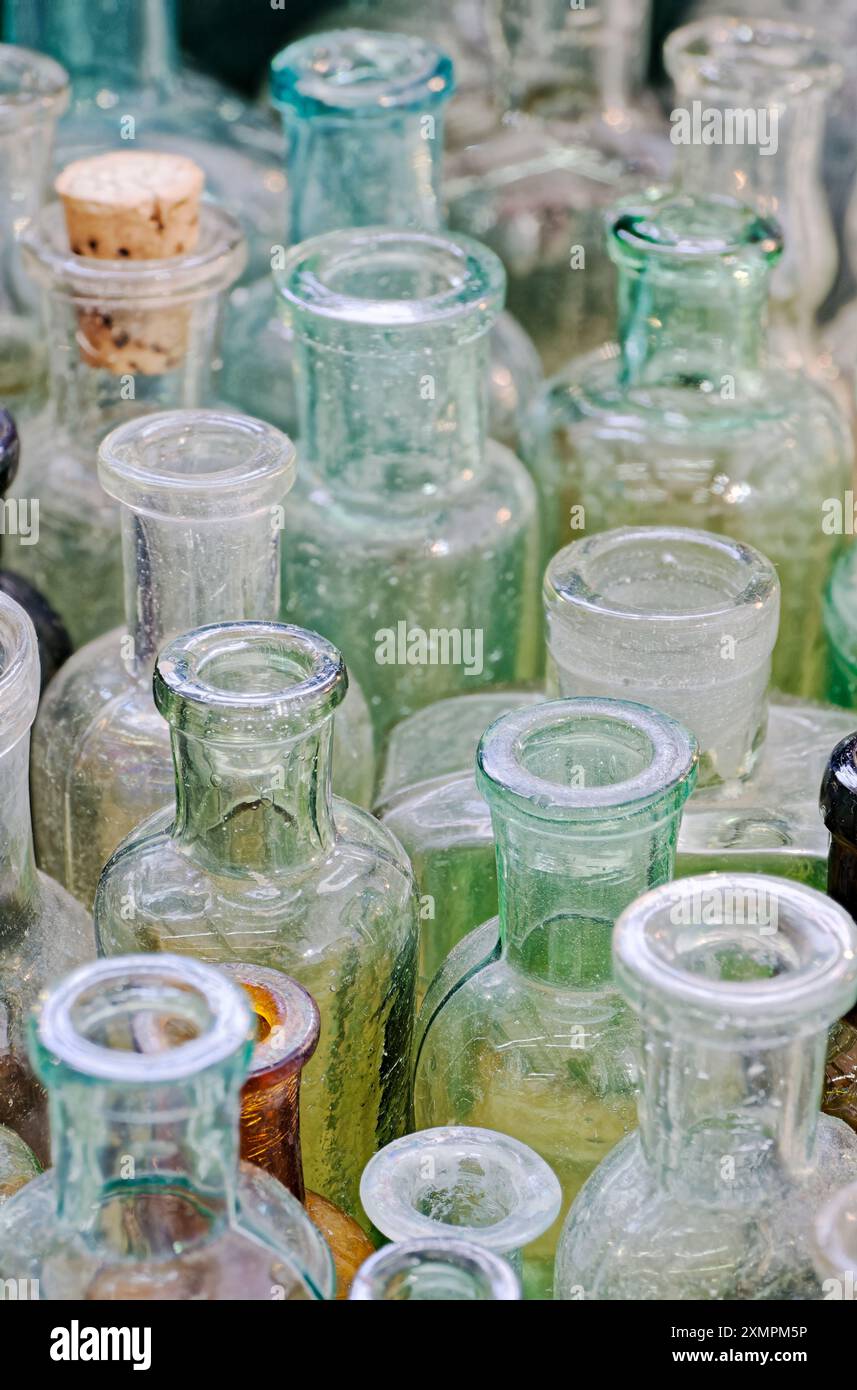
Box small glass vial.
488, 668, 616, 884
349, 1237, 522, 1301
0, 955, 335, 1299
814, 1182, 857, 1300
359, 1125, 561, 1299
94, 620, 419, 1220
555, 873, 857, 1300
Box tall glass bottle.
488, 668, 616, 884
555, 873, 857, 1300
413, 697, 698, 1297
521, 190, 852, 697
0, 955, 335, 1299
814, 1182, 857, 1299
222, 28, 541, 451
7, 200, 245, 648
0, 592, 94, 1164
445, 0, 671, 374
0, 44, 67, 418
222, 962, 374, 1298
3, 0, 284, 285
278, 225, 540, 744
94, 621, 419, 1220
819, 734, 857, 1132
349, 1238, 523, 1301
30, 409, 374, 910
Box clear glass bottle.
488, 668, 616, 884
521, 190, 852, 697
445, 0, 671, 375
277, 225, 540, 744
94, 620, 418, 1220
30, 408, 374, 911
0, 43, 67, 419
222, 29, 541, 452
413, 697, 698, 1297
3, 0, 284, 286
222, 961, 375, 1299
349, 1237, 522, 1301
555, 873, 857, 1300
0, 592, 94, 1165
7, 200, 245, 649
0, 1126, 39, 1206
359, 1125, 561, 1299
814, 1182, 857, 1299
823, 550, 857, 708
819, 733, 857, 1131
0, 954, 335, 1299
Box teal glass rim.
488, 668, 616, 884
664, 16, 844, 101
270, 28, 454, 118
0, 43, 68, 132
608, 189, 783, 272
349, 1237, 522, 1301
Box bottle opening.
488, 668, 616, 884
0, 590, 39, 748
665, 16, 843, 99
349, 1239, 521, 1301
220, 963, 319, 1080
271, 29, 453, 115
610, 190, 782, 271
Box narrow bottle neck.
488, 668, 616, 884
0, 733, 38, 917
503, 0, 649, 119
5, 0, 179, 99
240, 1064, 304, 1202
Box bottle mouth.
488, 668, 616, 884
614, 873, 857, 1041
609, 189, 782, 271
349, 1238, 521, 1302
476, 698, 697, 824
0, 44, 68, 132
271, 28, 454, 117
359, 1126, 562, 1253
34, 955, 252, 1085
277, 227, 504, 337
665, 16, 844, 100
220, 963, 319, 1082
97, 409, 296, 519
154, 621, 347, 741
814, 1182, 857, 1285
0, 590, 39, 751
21, 199, 246, 303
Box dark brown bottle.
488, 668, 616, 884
820, 733, 857, 1128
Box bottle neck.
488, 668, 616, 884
0, 732, 38, 918
5, 0, 179, 101
502, 0, 650, 119
240, 1054, 305, 1202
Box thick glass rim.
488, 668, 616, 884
0, 43, 68, 131
271, 28, 454, 117
0, 589, 39, 749
221, 962, 319, 1081
348, 1237, 522, 1301
814, 1181, 857, 1285
609, 189, 783, 269
665, 16, 844, 100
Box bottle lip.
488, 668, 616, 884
0, 44, 68, 132
35, 955, 252, 1085
348, 1237, 522, 1302
665, 16, 844, 100
270, 28, 454, 118
359, 1126, 562, 1252
20, 199, 246, 303
820, 730, 857, 837
476, 697, 698, 824
813, 1181, 857, 1284
154, 621, 347, 740
608, 189, 783, 270
545, 525, 780, 633
97, 409, 296, 519
614, 873, 857, 1037
0, 590, 39, 751
276, 226, 504, 334
220, 963, 319, 1082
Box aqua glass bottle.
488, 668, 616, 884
7, 200, 244, 649
555, 873, 857, 1300
0, 1126, 39, 1207
522, 190, 852, 697
413, 697, 698, 1297
0, 44, 67, 419
30, 408, 374, 911
349, 1238, 523, 1302
3, 0, 283, 285
222, 28, 541, 451
277, 225, 540, 744
0, 593, 94, 1163
445, 0, 671, 374
814, 1182, 857, 1299
94, 620, 419, 1220
0, 954, 335, 1299
359, 1125, 561, 1299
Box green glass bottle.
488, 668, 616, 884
413, 697, 698, 1297
93, 620, 419, 1220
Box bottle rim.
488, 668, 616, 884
0, 590, 39, 751
220, 962, 319, 1081
348, 1237, 522, 1301
608, 189, 783, 270
271, 28, 454, 118
665, 16, 844, 100
0, 43, 68, 132
813, 1181, 857, 1286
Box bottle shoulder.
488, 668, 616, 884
34, 630, 154, 754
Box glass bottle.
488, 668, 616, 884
221, 961, 375, 1299
555, 872, 857, 1300
30, 409, 374, 911
0, 408, 71, 689
3, 0, 284, 286
94, 620, 419, 1220
0, 1126, 39, 1206
277, 225, 540, 744
445, 0, 671, 375
0, 592, 94, 1165
7, 200, 245, 650
521, 189, 852, 697
348, 1237, 522, 1301
413, 697, 698, 1297
222, 28, 541, 452
0, 954, 335, 1299
814, 1182, 857, 1299
359, 1125, 561, 1298
819, 734, 857, 1132
0, 43, 67, 419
